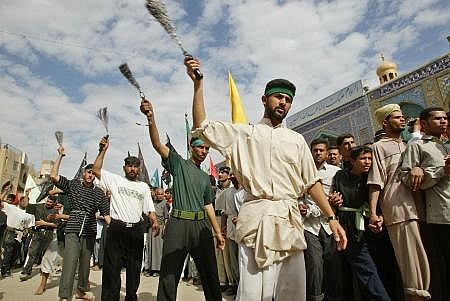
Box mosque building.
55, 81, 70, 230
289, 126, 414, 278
287, 51, 450, 145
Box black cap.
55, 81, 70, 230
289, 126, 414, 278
264, 79, 296, 99
124, 156, 140, 166
218, 166, 231, 174
84, 163, 94, 170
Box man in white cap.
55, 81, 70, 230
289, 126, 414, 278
368, 104, 430, 301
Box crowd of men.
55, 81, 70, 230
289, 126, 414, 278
0, 58, 449, 301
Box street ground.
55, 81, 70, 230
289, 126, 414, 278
0, 266, 235, 300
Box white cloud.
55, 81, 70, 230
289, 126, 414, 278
0, 0, 449, 177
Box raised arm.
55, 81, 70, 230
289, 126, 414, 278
140, 98, 169, 159
0, 182, 13, 202
92, 137, 108, 180
50, 146, 65, 183
184, 58, 206, 128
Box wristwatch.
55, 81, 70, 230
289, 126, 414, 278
327, 215, 338, 222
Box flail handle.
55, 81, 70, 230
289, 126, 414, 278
99, 135, 109, 152
184, 54, 203, 80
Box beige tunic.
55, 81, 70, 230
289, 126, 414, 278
367, 138, 422, 225
195, 118, 320, 268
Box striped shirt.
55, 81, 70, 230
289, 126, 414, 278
56, 176, 110, 237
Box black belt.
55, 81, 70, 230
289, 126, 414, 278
34, 227, 54, 232
215, 210, 222, 216
111, 218, 142, 229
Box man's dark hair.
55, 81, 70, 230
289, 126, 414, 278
124, 156, 140, 166
336, 134, 354, 146
310, 138, 329, 150
84, 163, 94, 171
350, 145, 372, 160
47, 195, 58, 201
6, 193, 15, 201
328, 145, 339, 151
218, 166, 231, 174
374, 129, 386, 142
419, 107, 445, 121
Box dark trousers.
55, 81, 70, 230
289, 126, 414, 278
101, 221, 144, 301
98, 224, 108, 267
423, 223, 450, 301
342, 231, 391, 301
22, 229, 53, 274
1, 229, 21, 275
157, 217, 221, 301
304, 228, 345, 301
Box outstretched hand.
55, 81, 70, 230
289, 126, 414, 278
329, 220, 347, 251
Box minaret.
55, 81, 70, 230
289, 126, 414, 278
376, 53, 398, 85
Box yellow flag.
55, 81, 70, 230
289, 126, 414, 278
228, 71, 248, 124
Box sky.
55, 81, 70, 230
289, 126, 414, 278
1, 0, 449, 177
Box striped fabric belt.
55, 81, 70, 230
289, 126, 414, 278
338, 203, 369, 231
171, 209, 205, 221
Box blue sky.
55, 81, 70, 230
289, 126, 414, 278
1, 0, 449, 177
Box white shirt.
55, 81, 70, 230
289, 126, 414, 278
302, 162, 341, 236
2, 203, 35, 230
100, 169, 155, 223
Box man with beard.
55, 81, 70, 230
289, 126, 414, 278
368, 104, 430, 301
140, 98, 225, 301
185, 58, 347, 301
93, 142, 159, 301
400, 107, 450, 301
50, 146, 111, 301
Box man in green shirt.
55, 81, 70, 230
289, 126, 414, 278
140, 98, 225, 301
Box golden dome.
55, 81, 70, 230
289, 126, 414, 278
376, 54, 397, 76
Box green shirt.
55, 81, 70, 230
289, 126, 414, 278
162, 150, 214, 211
